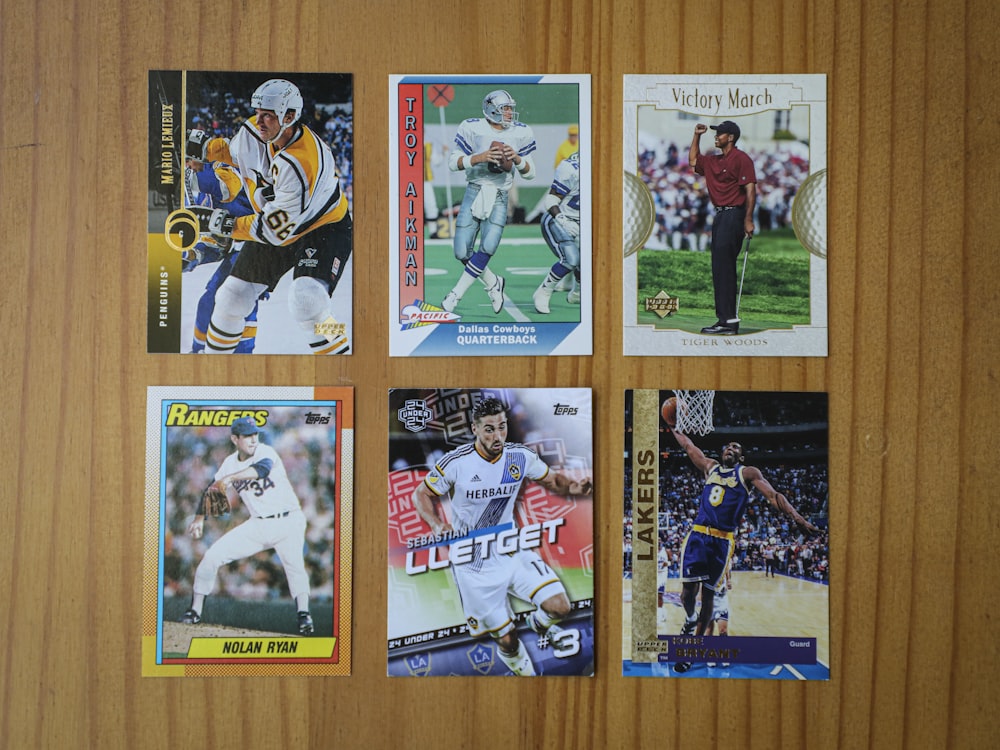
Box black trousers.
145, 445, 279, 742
710, 206, 746, 323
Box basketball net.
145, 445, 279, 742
673, 390, 715, 435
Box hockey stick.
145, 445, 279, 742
735, 235, 751, 318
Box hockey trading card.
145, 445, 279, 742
388, 388, 595, 676
623, 389, 830, 680
142, 386, 353, 677
389, 75, 592, 357
622, 75, 828, 356
147, 71, 354, 355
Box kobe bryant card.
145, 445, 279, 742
387, 388, 595, 676
623, 389, 830, 680
388, 75, 592, 357
142, 386, 353, 677
147, 71, 354, 355
622, 75, 828, 357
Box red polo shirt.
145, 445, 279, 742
693, 147, 757, 207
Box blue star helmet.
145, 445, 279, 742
251, 79, 303, 142
482, 90, 518, 129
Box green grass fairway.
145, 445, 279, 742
636, 228, 812, 333
424, 225, 581, 324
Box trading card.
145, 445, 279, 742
388, 75, 592, 357
623, 389, 830, 680
622, 75, 828, 356
388, 388, 594, 676
147, 71, 354, 355
142, 386, 353, 676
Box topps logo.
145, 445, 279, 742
553, 403, 578, 416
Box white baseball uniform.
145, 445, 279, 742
192, 442, 310, 599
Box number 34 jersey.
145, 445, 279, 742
225, 116, 349, 247
214, 442, 300, 517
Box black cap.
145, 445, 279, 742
710, 121, 741, 140
186, 129, 210, 160
231, 417, 261, 436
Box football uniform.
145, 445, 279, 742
540, 152, 582, 271
450, 118, 536, 261
192, 442, 310, 600
421, 441, 566, 638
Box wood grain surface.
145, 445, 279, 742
1, 0, 996, 747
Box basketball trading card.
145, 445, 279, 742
142, 386, 353, 676
622, 75, 828, 356
388, 388, 595, 676
623, 389, 830, 680
147, 71, 354, 355
388, 75, 592, 357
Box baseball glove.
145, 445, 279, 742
201, 481, 230, 517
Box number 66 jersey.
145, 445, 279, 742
223, 115, 349, 247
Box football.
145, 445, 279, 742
661, 397, 677, 428
487, 140, 514, 173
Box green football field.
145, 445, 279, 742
635, 228, 814, 334
422, 225, 582, 324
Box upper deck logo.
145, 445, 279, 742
398, 399, 433, 432
644, 291, 679, 318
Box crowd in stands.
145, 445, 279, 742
636, 136, 809, 251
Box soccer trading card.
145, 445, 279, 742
388, 388, 595, 676
623, 389, 830, 680
622, 75, 828, 356
388, 75, 592, 357
142, 386, 353, 676
147, 71, 354, 355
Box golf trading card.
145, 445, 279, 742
142, 386, 353, 676
388, 388, 595, 676
623, 389, 830, 680
388, 75, 592, 357
147, 71, 354, 355
622, 75, 828, 356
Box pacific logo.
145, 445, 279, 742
400, 300, 460, 329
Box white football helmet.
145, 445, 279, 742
482, 90, 518, 129
251, 79, 303, 142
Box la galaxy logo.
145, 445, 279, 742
398, 399, 433, 432
466, 642, 494, 675
405, 652, 432, 677
507, 464, 521, 481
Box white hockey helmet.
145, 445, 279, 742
482, 90, 518, 129
251, 79, 303, 141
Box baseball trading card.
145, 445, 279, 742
142, 386, 353, 676
623, 389, 830, 680
388, 388, 595, 676
147, 70, 354, 355
388, 75, 592, 357
622, 75, 828, 356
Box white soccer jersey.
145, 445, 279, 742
449, 118, 537, 190
550, 152, 581, 222
424, 441, 549, 535
215, 442, 300, 517
226, 117, 349, 246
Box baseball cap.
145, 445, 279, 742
231, 417, 261, 436
568, 124, 579, 135
710, 121, 741, 139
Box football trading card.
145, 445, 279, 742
623, 389, 830, 680
388, 388, 595, 676
388, 75, 592, 357
147, 71, 354, 355
622, 75, 828, 356
142, 386, 353, 676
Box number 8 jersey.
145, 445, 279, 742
693, 463, 752, 533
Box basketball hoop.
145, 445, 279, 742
673, 390, 715, 435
